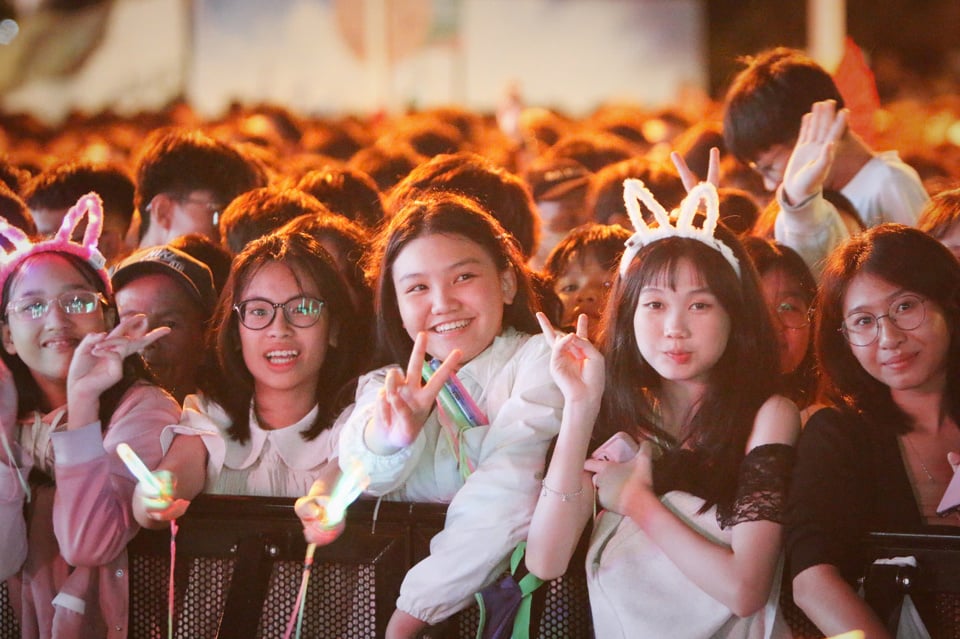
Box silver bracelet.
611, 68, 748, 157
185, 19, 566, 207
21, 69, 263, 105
541, 479, 583, 502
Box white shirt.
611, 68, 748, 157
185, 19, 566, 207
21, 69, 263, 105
162, 394, 340, 498
338, 328, 563, 624
774, 150, 928, 279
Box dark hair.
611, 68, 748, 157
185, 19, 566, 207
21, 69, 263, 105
167, 233, 233, 296
369, 192, 540, 366
387, 152, 541, 260
134, 128, 267, 240
296, 166, 384, 230
542, 222, 631, 281
917, 187, 960, 240
347, 142, 422, 194
587, 157, 685, 225
1, 252, 151, 424
717, 187, 760, 236
546, 131, 637, 173
723, 47, 844, 164
279, 213, 376, 365
219, 186, 329, 255
815, 224, 960, 432
203, 230, 366, 443
0, 182, 36, 240
24, 160, 135, 225
742, 236, 818, 408
598, 226, 779, 511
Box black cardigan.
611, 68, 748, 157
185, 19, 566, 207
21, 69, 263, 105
785, 406, 927, 584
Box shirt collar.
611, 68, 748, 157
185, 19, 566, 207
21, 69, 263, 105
223, 404, 323, 470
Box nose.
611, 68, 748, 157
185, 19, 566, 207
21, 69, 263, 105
430, 284, 458, 314
663, 307, 689, 338
266, 308, 294, 336
876, 315, 905, 347
42, 301, 71, 328
762, 174, 780, 192
575, 286, 598, 305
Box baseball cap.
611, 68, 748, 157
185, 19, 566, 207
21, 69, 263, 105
524, 157, 591, 202
111, 245, 217, 315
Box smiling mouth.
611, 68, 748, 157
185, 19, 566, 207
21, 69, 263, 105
42, 337, 79, 350
265, 349, 299, 364
433, 319, 471, 334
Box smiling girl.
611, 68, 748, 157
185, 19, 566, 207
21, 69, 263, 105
132, 230, 367, 530
787, 224, 960, 638
526, 180, 800, 638
335, 192, 563, 638
0, 194, 180, 639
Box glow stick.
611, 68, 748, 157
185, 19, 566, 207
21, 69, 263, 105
421, 363, 471, 431
284, 465, 370, 639
323, 462, 370, 526
430, 358, 488, 426
116, 443, 165, 495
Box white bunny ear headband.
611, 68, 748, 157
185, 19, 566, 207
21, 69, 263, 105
617, 178, 740, 279
0, 192, 110, 297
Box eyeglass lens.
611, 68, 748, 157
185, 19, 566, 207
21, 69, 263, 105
235, 296, 324, 330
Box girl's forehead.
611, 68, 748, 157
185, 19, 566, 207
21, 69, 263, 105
240, 261, 321, 297
8, 253, 91, 295
642, 257, 707, 291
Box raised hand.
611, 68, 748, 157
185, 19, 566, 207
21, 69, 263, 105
134, 470, 191, 522
537, 312, 604, 404
782, 99, 849, 206
67, 314, 170, 405
670, 146, 720, 192
368, 332, 462, 453
584, 439, 654, 516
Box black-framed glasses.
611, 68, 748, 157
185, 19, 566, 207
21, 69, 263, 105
840, 294, 926, 347
233, 296, 325, 330
772, 300, 811, 329
5, 290, 107, 321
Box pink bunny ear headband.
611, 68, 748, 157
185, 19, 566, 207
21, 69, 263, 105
618, 178, 740, 279
0, 192, 110, 298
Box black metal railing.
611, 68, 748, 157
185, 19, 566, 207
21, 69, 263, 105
5, 496, 960, 639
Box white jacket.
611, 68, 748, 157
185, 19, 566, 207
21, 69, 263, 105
338, 328, 563, 624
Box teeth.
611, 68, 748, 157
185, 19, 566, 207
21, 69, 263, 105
433, 320, 469, 334
266, 350, 299, 362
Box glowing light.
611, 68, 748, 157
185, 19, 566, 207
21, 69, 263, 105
0, 19, 19, 45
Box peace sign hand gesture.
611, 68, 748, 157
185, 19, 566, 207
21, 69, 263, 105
537, 312, 604, 405
66, 314, 170, 429
366, 332, 462, 455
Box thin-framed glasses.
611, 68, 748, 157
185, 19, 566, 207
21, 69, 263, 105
233, 296, 325, 330
772, 300, 811, 329
840, 294, 926, 347
5, 290, 107, 321
177, 195, 223, 227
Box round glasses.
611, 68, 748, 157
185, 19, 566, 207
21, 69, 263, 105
772, 300, 811, 329
233, 296, 325, 330
5, 290, 106, 321
841, 294, 926, 347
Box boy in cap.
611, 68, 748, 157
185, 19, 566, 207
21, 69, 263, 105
111, 245, 216, 403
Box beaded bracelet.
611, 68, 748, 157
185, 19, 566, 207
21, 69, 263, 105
541, 480, 583, 502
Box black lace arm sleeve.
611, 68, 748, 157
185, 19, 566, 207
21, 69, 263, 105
719, 443, 796, 529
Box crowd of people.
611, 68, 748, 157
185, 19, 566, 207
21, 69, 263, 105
2, 45, 960, 639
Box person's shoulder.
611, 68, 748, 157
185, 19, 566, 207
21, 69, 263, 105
748, 394, 801, 450
799, 405, 873, 452
117, 381, 180, 414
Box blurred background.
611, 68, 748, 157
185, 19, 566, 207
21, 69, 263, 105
1, 0, 958, 123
